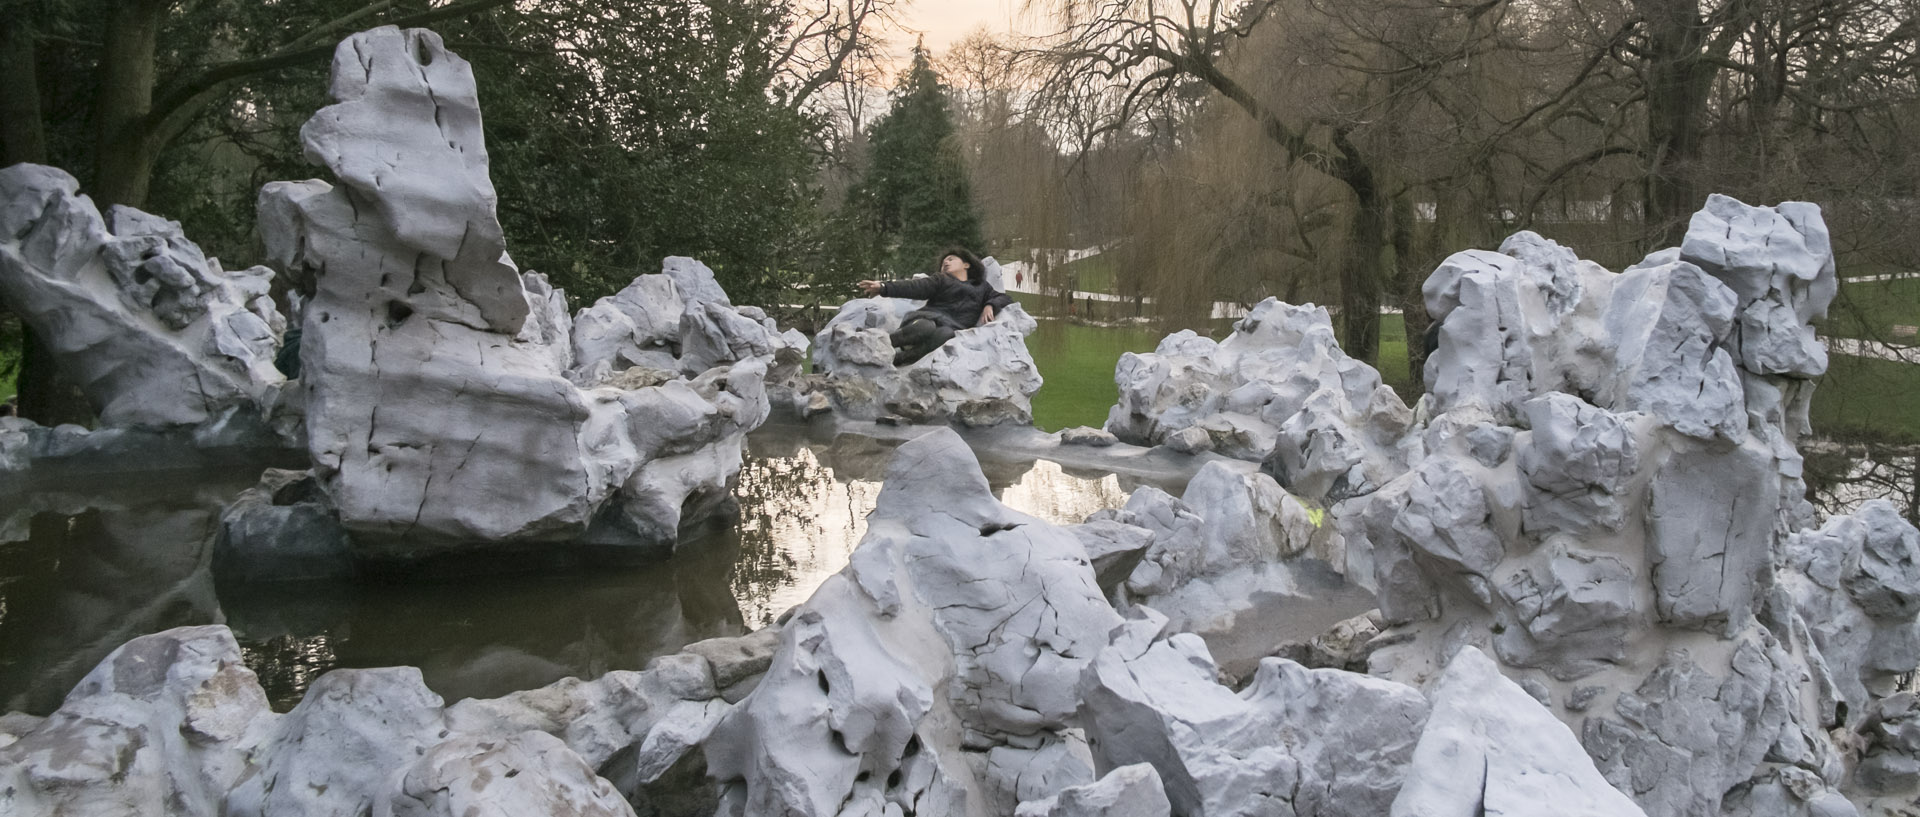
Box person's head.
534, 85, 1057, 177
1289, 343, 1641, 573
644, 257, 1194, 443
937, 247, 985, 282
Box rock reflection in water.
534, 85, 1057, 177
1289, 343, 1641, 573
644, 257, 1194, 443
0, 476, 252, 715
722, 429, 1142, 628
222, 538, 746, 710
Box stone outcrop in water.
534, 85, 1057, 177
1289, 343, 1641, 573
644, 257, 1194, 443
255, 27, 772, 553
0, 165, 289, 431
804, 295, 1043, 426
1334, 195, 1920, 817
1105, 300, 1414, 502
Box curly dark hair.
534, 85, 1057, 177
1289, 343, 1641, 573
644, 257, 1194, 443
938, 247, 987, 282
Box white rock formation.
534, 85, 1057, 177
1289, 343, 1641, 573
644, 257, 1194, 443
569, 257, 807, 387
0, 164, 288, 430
256, 27, 772, 551
1087, 461, 1349, 666
1343, 196, 1905, 817
1079, 605, 1428, 817
807, 295, 1044, 426
1014, 763, 1171, 817
0, 621, 771, 817
704, 428, 1123, 816
1391, 647, 1648, 817
1105, 299, 1413, 501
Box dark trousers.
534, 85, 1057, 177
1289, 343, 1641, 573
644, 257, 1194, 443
890, 315, 958, 366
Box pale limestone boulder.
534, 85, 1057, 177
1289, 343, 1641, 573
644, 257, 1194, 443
225, 667, 450, 817
1391, 647, 1646, 817
1078, 607, 1429, 817
705, 429, 1123, 816
1014, 763, 1172, 817
0, 164, 286, 430
809, 296, 1043, 426
1, 621, 745, 817
1106, 300, 1410, 502
0, 627, 275, 817
1354, 197, 1885, 817
375, 731, 637, 817
256, 27, 771, 552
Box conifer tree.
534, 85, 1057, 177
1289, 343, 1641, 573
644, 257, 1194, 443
854, 42, 985, 277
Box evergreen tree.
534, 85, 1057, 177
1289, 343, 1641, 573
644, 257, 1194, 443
853, 42, 985, 277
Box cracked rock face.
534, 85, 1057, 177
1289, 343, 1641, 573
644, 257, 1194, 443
0, 164, 287, 430
1079, 606, 1429, 817
704, 428, 1122, 816
808, 296, 1043, 426
1345, 196, 1910, 817
1391, 647, 1648, 817
256, 27, 771, 551
1105, 300, 1412, 503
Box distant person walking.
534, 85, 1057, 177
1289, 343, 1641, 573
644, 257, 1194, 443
858, 247, 1011, 366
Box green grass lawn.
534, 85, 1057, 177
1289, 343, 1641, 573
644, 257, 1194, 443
1811, 353, 1920, 443
1824, 276, 1920, 342
1026, 319, 1164, 431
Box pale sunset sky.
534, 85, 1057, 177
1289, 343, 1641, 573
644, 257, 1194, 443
889, 0, 1049, 62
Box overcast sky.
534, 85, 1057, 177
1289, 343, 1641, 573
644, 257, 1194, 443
888, 0, 1048, 61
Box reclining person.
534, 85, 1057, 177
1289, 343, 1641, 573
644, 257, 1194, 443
857, 247, 1013, 366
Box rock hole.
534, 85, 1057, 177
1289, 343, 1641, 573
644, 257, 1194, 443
817, 669, 830, 694
412, 36, 433, 66
385, 301, 414, 328
887, 769, 902, 789
979, 521, 1021, 536
504, 769, 519, 778
855, 770, 871, 783
1837, 701, 1850, 724
903, 735, 920, 758
319, 312, 331, 323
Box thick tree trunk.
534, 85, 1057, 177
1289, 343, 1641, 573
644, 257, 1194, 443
1635, 0, 1710, 248
92, 0, 170, 209
0, 2, 47, 166
16, 330, 91, 427
1391, 193, 1426, 394
1339, 188, 1387, 367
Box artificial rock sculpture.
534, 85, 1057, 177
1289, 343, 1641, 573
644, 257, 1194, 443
806, 293, 1043, 427
1336, 195, 1919, 817
0, 165, 290, 434
1106, 299, 1413, 502
257, 27, 774, 552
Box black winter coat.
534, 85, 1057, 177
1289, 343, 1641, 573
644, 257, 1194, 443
880, 274, 998, 330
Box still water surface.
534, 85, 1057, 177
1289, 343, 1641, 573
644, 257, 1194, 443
0, 426, 1158, 714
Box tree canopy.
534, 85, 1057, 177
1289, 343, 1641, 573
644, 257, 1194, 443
852, 43, 986, 277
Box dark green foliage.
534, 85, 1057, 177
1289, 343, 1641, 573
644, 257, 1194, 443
851, 45, 985, 277
24, 0, 862, 308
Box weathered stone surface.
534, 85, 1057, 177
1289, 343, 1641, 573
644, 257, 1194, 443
1392, 647, 1646, 817
1014, 763, 1172, 817
808, 295, 1043, 426
1343, 196, 1908, 817
2, 620, 748, 817
1107, 301, 1411, 503
256, 27, 773, 553
0, 164, 287, 430
705, 429, 1123, 816
1080, 607, 1429, 817
1059, 426, 1118, 447
212, 469, 353, 583
0, 627, 275, 817
378, 731, 637, 817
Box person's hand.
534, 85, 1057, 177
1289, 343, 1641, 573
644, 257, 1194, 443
981, 305, 995, 323
857, 280, 883, 296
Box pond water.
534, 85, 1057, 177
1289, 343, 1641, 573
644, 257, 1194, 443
0, 424, 1173, 714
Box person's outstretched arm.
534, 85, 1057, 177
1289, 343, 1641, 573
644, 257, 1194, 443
858, 276, 943, 300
